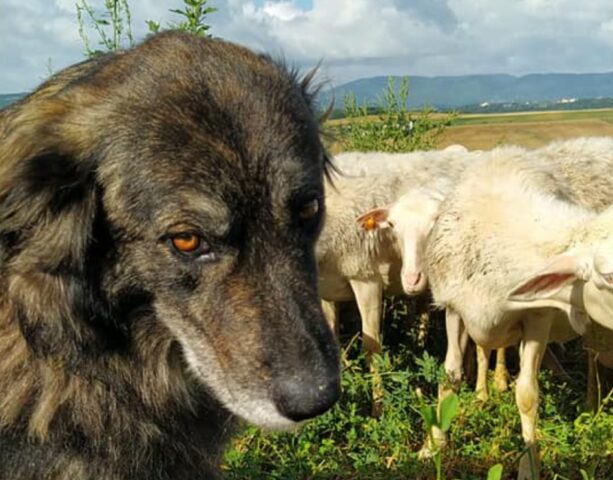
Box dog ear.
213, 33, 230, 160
0, 98, 111, 362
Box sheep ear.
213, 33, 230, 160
507, 253, 593, 335
508, 254, 585, 301
356, 207, 391, 231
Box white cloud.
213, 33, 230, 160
1, 0, 613, 92
262, 1, 303, 21
54, 0, 78, 13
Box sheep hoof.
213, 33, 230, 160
517, 447, 540, 480
418, 428, 447, 460
494, 375, 509, 392
417, 444, 434, 460
370, 399, 384, 418
476, 390, 489, 402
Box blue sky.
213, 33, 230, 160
2, 0, 613, 93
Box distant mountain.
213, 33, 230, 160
0, 93, 25, 109
5, 71, 613, 112
320, 73, 613, 111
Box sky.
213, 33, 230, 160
2, 0, 613, 93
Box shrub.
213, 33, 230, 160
76, 0, 217, 59
331, 77, 456, 153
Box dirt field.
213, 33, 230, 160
438, 108, 613, 150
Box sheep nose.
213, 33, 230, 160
273, 370, 340, 422
403, 272, 427, 296
405, 272, 422, 287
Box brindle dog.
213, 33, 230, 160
0, 31, 340, 479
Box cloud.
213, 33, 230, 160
1, 0, 83, 91
217, 0, 456, 60
392, 0, 458, 32
2, 0, 613, 92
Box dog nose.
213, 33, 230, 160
273, 371, 340, 422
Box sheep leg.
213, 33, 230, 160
349, 278, 384, 417
462, 340, 477, 384
476, 345, 491, 402
585, 350, 599, 412
442, 307, 469, 391
516, 314, 551, 480
420, 307, 468, 458
542, 345, 570, 380
321, 300, 339, 338
494, 348, 510, 392
416, 294, 431, 348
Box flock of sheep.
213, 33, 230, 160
316, 137, 613, 479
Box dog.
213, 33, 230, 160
0, 31, 340, 479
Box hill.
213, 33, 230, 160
0, 93, 25, 109
321, 72, 613, 110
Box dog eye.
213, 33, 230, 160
169, 233, 209, 257
298, 199, 320, 221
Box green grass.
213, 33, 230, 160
223, 301, 613, 479
451, 109, 613, 127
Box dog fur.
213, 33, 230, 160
0, 31, 340, 479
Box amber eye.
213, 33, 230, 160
299, 199, 320, 220
170, 233, 204, 254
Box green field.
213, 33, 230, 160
451, 108, 613, 126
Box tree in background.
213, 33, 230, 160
77, 0, 216, 58
335, 77, 456, 152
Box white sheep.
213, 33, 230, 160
319, 145, 470, 329
346, 146, 514, 399
425, 146, 613, 479
318, 147, 468, 414
538, 136, 613, 212
471, 137, 613, 402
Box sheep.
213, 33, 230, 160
318, 147, 469, 414
538, 136, 613, 211
320, 146, 470, 324
535, 136, 613, 406
425, 145, 613, 479
343, 146, 514, 400
478, 137, 613, 403
333, 144, 470, 177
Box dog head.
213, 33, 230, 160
0, 32, 340, 429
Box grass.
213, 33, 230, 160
224, 300, 613, 479
326, 108, 613, 152
450, 109, 613, 126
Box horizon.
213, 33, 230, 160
6, 69, 613, 96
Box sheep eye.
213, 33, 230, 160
298, 199, 320, 220
169, 233, 208, 255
